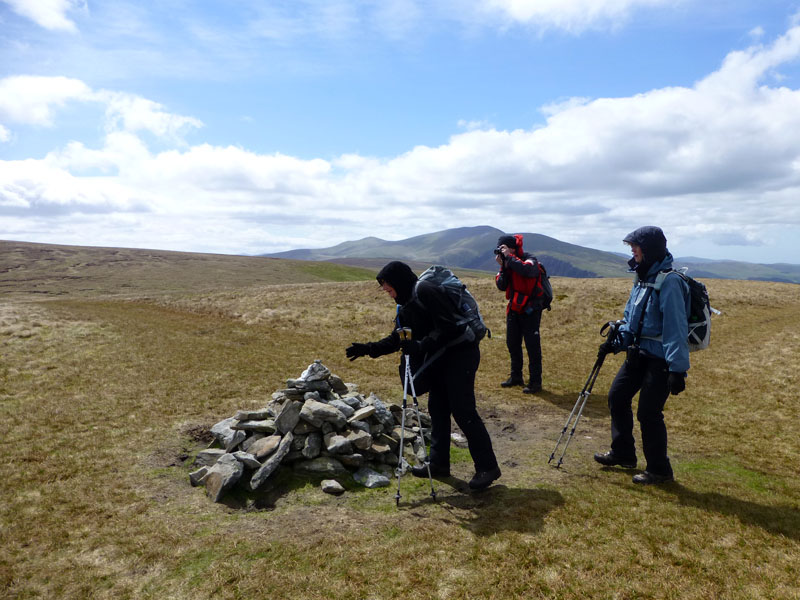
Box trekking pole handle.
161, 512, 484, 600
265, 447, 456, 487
600, 319, 623, 339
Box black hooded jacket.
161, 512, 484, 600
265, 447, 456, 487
366, 261, 473, 359
623, 226, 668, 279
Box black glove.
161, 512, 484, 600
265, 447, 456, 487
346, 343, 370, 361
597, 340, 615, 359
400, 339, 423, 357
668, 372, 686, 395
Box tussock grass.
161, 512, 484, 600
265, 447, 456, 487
1, 262, 799, 599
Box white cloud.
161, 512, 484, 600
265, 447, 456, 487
3, 22, 800, 259
1, 0, 86, 33
97, 92, 203, 141
0, 75, 92, 126
475, 0, 680, 33
0, 76, 202, 144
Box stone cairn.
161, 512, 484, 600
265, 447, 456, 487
190, 360, 431, 502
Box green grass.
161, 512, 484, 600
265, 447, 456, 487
1, 249, 799, 599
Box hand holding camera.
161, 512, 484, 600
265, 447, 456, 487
494, 244, 511, 265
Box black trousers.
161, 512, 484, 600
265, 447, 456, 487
506, 308, 542, 386
607, 354, 673, 477
427, 342, 498, 473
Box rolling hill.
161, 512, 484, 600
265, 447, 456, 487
264, 225, 800, 283
264, 225, 628, 278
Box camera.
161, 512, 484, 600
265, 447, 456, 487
494, 246, 503, 255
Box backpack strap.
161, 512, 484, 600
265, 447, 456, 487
633, 286, 654, 344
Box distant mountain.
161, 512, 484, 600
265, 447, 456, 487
264, 225, 628, 278
264, 225, 800, 283
673, 259, 800, 284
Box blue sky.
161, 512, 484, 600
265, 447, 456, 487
2, 0, 800, 264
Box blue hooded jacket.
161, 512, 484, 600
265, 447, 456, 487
618, 249, 691, 374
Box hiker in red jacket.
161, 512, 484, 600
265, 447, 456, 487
495, 234, 546, 394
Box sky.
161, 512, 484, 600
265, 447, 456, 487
1, 1, 800, 264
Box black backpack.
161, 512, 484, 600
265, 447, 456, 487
402, 265, 490, 393
537, 260, 553, 311
415, 265, 489, 342
644, 268, 714, 352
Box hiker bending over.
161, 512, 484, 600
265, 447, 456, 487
595, 226, 690, 484
495, 234, 547, 394
345, 261, 501, 491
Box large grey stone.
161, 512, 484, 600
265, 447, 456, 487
330, 399, 355, 419
195, 448, 226, 467
249, 432, 294, 490
349, 406, 375, 423
293, 456, 348, 477
278, 388, 306, 400
375, 433, 399, 453
248, 435, 281, 460
347, 429, 373, 451
189, 466, 209, 486
299, 359, 331, 382
231, 451, 262, 469
231, 419, 276, 433
340, 393, 363, 409
204, 454, 244, 502
290, 379, 332, 394
225, 430, 247, 452
338, 453, 364, 469
234, 408, 271, 421
324, 433, 352, 455
321, 479, 345, 495
300, 400, 347, 429
302, 432, 322, 459
293, 420, 318, 435
367, 396, 395, 429
349, 419, 369, 434
392, 426, 418, 443
275, 399, 302, 435
210, 417, 238, 447
353, 467, 390, 489
328, 374, 349, 395
240, 432, 265, 452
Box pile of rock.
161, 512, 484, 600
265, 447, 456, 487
190, 360, 431, 502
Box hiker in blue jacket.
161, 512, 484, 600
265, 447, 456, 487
594, 226, 690, 484
346, 261, 501, 491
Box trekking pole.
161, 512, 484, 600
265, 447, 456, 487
406, 357, 437, 503
548, 353, 606, 468
549, 320, 622, 468
394, 329, 436, 506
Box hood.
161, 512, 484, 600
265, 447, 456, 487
623, 226, 668, 277
376, 261, 418, 305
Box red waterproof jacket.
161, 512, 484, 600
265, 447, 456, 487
495, 234, 543, 314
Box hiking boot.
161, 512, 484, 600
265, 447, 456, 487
410, 463, 450, 478
523, 384, 541, 394
501, 376, 524, 388
632, 471, 674, 485
593, 451, 637, 469
468, 466, 502, 490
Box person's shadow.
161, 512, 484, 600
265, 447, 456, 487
537, 389, 610, 421
406, 476, 564, 537
641, 482, 800, 541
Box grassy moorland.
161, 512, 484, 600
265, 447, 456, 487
1, 243, 798, 599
